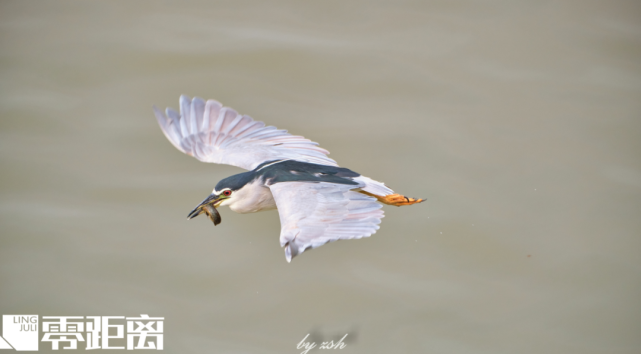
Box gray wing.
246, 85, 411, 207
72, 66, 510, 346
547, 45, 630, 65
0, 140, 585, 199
153, 95, 338, 170
269, 181, 384, 262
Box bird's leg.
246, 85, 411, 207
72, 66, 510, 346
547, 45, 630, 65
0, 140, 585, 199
359, 191, 425, 207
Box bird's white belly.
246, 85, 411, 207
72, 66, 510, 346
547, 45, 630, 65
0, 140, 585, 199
224, 179, 277, 214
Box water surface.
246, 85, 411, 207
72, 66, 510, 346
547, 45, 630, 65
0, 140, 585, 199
1, 1, 640, 353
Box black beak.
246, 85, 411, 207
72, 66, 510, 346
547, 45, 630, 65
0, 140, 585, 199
187, 194, 222, 226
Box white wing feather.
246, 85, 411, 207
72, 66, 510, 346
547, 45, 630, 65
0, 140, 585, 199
154, 95, 338, 170
270, 182, 384, 262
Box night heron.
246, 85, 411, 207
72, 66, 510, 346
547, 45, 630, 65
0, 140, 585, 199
154, 95, 424, 262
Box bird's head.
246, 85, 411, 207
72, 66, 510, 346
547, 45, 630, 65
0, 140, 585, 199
186, 172, 254, 225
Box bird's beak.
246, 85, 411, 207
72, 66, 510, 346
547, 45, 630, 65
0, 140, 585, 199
187, 194, 222, 226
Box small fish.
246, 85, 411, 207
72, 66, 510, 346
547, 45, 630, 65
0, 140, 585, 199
202, 204, 221, 226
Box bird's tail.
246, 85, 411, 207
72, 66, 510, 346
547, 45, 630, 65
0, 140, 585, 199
359, 191, 425, 206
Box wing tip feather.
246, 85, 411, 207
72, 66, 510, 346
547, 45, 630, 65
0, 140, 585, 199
154, 95, 336, 170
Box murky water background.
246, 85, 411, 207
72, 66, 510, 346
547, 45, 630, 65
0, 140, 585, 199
1, 1, 640, 353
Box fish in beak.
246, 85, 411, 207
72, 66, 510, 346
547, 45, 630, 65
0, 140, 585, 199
187, 194, 222, 226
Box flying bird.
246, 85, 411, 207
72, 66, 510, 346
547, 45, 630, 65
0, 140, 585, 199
154, 95, 424, 262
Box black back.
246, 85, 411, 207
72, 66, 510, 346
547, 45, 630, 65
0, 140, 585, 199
257, 160, 361, 186
215, 160, 361, 192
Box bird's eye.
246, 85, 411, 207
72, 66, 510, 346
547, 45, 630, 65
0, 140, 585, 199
223, 190, 232, 197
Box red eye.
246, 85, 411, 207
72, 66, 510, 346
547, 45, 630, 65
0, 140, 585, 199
223, 190, 232, 197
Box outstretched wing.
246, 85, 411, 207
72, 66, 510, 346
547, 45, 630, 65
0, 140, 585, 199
269, 181, 384, 262
154, 95, 338, 170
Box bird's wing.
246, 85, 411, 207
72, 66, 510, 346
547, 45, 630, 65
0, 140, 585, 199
269, 181, 384, 262
153, 95, 337, 170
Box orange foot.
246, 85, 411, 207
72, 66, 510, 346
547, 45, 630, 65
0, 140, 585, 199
360, 191, 425, 206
